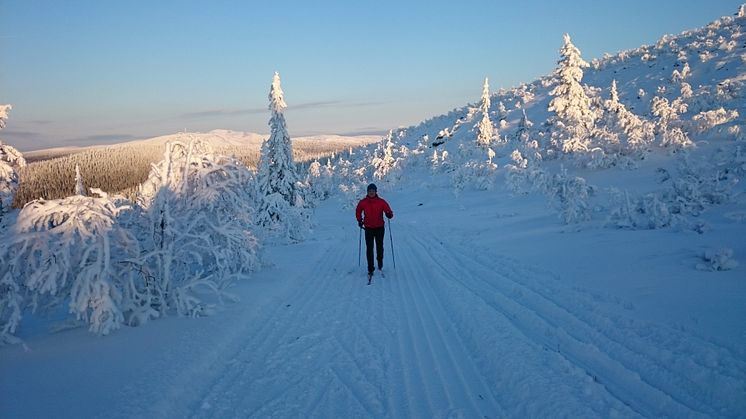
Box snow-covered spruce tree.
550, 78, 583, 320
548, 34, 596, 157
74, 164, 86, 196
0, 105, 26, 225
133, 138, 260, 323
476, 77, 496, 147
595, 80, 655, 161
255, 72, 308, 241
1, 189, 138, 338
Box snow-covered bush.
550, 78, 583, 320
451, 160, 498, 193
607, 189, 680, 230
133, 139, 260, 322
663, 155, 736, 217
651, 92, 694, 151
696, 248, 738, 271
450, 144, 499, 193
545, 168, 594, 224
306, 159, 335, 203
690, 108, 739, 133
505, 154, 548, 195
372, 131, 403, 184
1, 191, 137, 337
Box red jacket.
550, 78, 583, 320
356, 195, 393, 228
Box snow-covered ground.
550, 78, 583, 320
3, 8, 746, 419
1, 171, 744, 417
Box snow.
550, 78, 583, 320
2, 9, 746, 419
2, 177, 744, 417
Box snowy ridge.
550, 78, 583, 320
397, 12, 746, 153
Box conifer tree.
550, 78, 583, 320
476, 77, 495, 147
0, 105, 26, 222
255, 73, 307, 239
256, 72, 302, 214
548, 34, 596, 155
74, 164, 86, 196
597, 80, 655, 156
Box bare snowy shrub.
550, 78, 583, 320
696, 248, 738, 271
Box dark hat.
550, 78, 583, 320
367, 183, 377, 192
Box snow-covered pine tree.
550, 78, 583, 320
74, 164, 86, 196
476, 77, 496, 147
0, 105, 26, 224
548, 34, 596, 156
255, 72, 308, 240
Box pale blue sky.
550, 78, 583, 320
0, 0, 740, 150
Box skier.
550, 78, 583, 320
356, 183, 394, 277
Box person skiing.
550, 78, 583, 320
356, 183, 394, 277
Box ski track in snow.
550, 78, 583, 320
145, 217, 744, 418
402, 224, 746, 418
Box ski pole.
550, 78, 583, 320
358, 225, 362, 267
387, 218, 396, 270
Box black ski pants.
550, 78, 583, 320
364, 227, 385, 273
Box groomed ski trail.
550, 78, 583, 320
144, 203, 744, 418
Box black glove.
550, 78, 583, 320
385, 212, 393, 219
358, 221, 364, 229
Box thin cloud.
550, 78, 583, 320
3, 129, 40, 139
178, 100, 385, 120
180, 109, 258, 119
291, 100, 341, 110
